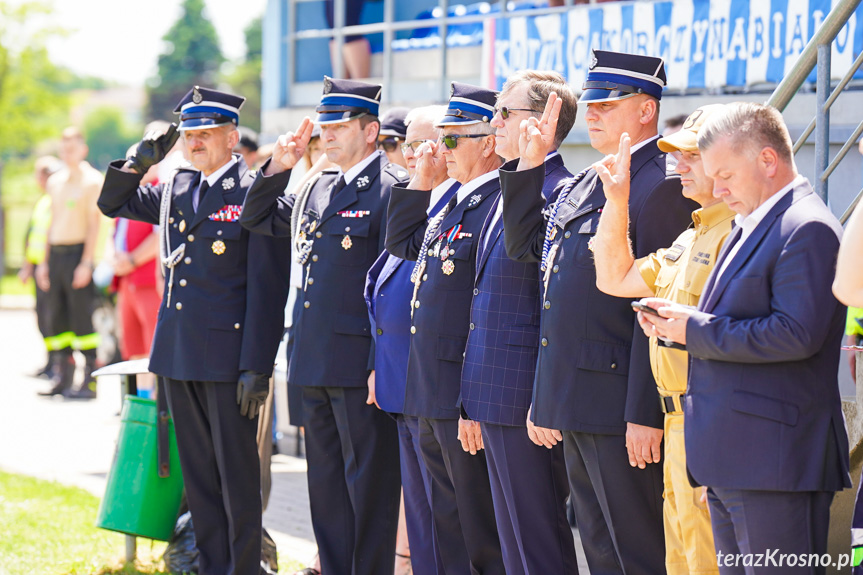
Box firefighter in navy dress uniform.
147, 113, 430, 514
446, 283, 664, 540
240, 77, 405, 575
98, 87, 292, 575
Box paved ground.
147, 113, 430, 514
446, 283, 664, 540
0, 300, 590, 572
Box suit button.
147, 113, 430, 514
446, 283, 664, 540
315, 231, 322, 238
414, 300, 420, 309
169, 217, 175, 224
377, 328, 383, 335
611, 362, 617, 369
187, 234, 195, 242
470, 323, 475, 330
449, 249, 455, 256
312, 254, 319, 262
544, 300, 551, 309
410, 326, 416, 334
564, 231, 571, 239
179, 279, 187, 287
422, 274, 428, 281
541, 337, 548, 346
552, 265, 559, 273
234, 323, 241, 330
217, 230, 223, 236
184, 257, 192, 264
473, 288, 479, 295
308, 277, 314, 285
428, 250, 434, 256
175, 302, 183, 310
304, 301, 310, 308
345, 226, 351, 232
685, 281, 691, 288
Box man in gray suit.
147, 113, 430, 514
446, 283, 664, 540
637, 102, 851, 574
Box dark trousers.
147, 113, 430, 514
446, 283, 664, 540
35, 280, 51, 339
397, 414, 442, 575
303, 386, 401, 575
483, 423, 578, 575
46, 244, 97, 346
708, 487, 834, 575
164, 379, 262, 575
417, 416, 505, 575
562, 430, 665, 575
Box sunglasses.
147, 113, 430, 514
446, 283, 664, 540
377, 137, 401, 152
441, 133, 490, 149
494, 106, 541, 119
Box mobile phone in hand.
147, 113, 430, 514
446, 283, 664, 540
631, 301, 661, 316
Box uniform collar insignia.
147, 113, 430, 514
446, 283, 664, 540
221, 177, 235, 190
356, 175, 370, 189
467, 193, 483, 207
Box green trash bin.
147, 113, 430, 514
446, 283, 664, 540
96, 395, 184, 541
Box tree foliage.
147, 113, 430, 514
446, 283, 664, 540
221, 17, 263, 132
0, 1, 71, 161
84, 106, 140, 171
146, 0, 225, 122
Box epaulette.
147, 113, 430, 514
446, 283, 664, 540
383, 162, 410, 182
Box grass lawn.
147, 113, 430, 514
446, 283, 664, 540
0, 470, 305, 574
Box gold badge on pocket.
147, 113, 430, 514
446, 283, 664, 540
341, 235, 352, 250
212, 240, 226, 255
442, 260, 455, 275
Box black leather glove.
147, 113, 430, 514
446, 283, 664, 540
127, 123, 181, 174
237, 371, 270, 419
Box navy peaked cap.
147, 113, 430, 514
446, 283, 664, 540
437, 82, 499, 127
379, 107, 409, 138
579, 50, 667, 104
315, 76, 382, 124
174, 86, 245, 131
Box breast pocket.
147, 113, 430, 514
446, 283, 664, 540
438, 238, 475, 291
200, 223, 243, 267
327, 217, 372, 266
575, 215, 599, 268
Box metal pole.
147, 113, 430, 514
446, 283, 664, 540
383, 0, 394, 99
439, 0, 449, 102
814, 42, 830, 203
767, 0, 862, 112
285, 0, 296, 106
125, 535, 136, 563
333, 0, 346, 78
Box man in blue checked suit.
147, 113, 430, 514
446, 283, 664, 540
501, 51, 698, 575
241, 77, 405, 575
386, 83, 505, 575
365, 104, 459, 575
459, 70, 579, 575
638, 103, 851, 575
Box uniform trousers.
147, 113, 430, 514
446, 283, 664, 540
417, 416, 505, 575
482, 423, 578, 575
397, 414, 442, 575
708, 487, 834, 575
663, 413, 719, 574
562, 430, 665, 575
303, 386, 401, 575
164, 379, 261, 575
46, 244, 98, 351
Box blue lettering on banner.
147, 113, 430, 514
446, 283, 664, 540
483, 0, 863, 91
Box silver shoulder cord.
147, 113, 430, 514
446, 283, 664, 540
159, 171, 185, 308
291, 172, 323, 266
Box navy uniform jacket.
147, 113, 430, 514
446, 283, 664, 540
684, 180, 851, 492
386, 175, 500, 420
461, 157, 572, 426
501, 140, 696, 433
241, 152, 407, 388
98, 156, 291, 382
364, 184, 459, 413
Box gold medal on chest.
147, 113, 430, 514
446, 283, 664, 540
179, 220, 186, 233
442, 259, 455, 275
341, 235, 353, 250
212, 240, 226, 255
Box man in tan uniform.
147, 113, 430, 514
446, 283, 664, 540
592, 105, 734, 575
36, 127, 104, 398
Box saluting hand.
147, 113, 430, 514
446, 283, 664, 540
593, 132, 632, 206
267, 117, 314, 175
516, 91, 561, 172
409, 139, 445, 190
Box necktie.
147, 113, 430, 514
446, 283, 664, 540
329, 175, 347, 202
193, 178, 209, 212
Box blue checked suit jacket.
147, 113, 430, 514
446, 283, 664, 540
461, 156, 572, 426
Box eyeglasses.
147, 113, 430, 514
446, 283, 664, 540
400, 139, 433, 154
377, 137, 401, 153
494, 106, 541, 119
441, 133, 490, 149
